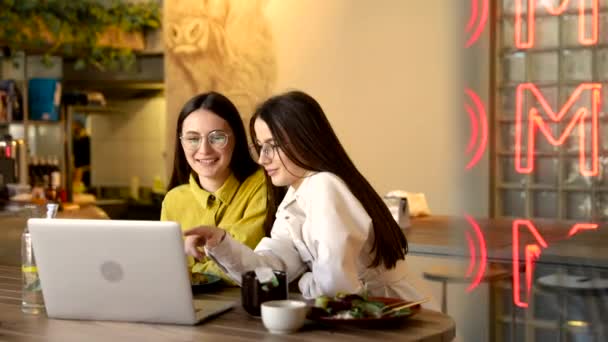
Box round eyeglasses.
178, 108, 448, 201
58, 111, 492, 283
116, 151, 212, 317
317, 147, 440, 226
250, 142, 279, 161
180, 130, 231, 150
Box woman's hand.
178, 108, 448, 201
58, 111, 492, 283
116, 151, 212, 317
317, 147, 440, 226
183, 226, 227, 259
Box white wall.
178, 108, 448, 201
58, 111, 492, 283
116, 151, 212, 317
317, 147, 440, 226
265, 0, 478, 215
90, 95, 167, 189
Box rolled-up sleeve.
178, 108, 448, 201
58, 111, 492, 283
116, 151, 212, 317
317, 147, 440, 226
206, 220, 307, 285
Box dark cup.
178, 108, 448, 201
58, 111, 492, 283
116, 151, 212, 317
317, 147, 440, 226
241, 270, 288, 316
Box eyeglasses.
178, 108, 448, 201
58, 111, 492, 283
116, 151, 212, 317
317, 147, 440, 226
180, 130, 231, 150
250, 142, 279, 161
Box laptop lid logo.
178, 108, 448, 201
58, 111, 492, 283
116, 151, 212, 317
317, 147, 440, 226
100, 261, 124, 282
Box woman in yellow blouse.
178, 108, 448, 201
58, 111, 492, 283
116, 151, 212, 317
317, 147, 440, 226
161, 92, 271, 284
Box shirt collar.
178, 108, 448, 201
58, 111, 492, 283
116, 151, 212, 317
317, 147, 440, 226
188, 172, 240, 209
279, 172, 317, 210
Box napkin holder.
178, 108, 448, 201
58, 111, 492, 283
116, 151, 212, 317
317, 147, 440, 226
383, 196, 411, 230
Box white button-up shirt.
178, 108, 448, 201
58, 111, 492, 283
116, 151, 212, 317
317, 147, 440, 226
207, 172, 425, 301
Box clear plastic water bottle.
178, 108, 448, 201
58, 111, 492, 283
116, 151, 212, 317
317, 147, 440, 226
21, 203, 58, 314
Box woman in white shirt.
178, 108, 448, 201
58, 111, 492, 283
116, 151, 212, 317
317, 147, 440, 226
184, 90, 423, 301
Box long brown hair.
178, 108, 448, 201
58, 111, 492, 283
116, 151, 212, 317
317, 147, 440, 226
168, 92, 258, 190
250, 90, 407, 268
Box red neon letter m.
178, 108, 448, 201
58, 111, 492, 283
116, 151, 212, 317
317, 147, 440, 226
515, 83, 601, 177
515, 0, 598, 49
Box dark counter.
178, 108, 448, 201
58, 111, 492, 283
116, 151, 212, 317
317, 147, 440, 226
94, 199, 161, 220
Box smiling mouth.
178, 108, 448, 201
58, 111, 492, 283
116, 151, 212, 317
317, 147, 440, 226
265, 169, 278, 176
196, 158, 218, 165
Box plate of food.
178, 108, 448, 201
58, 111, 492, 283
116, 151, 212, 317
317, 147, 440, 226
190, 272, 222, 294
307, 293, 423, 328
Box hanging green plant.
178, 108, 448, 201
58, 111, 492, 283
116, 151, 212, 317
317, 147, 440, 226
0, 0, 161, 71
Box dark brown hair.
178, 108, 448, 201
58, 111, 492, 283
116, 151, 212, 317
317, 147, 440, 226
168, 92, 259, 191
249, 90, 407, 268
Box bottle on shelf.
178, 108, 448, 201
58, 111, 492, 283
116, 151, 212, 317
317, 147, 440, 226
38, 156, 48, 180
28, 155, 40, 187
31, 174, 48, 206
21, 202, 59, 315
45, 170, 63, 209
48, 155, 60, 175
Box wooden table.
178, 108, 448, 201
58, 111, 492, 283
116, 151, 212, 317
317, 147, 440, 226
0, 265, 455, 342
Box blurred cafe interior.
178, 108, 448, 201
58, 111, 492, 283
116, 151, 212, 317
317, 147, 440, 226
1, 0, 607, 341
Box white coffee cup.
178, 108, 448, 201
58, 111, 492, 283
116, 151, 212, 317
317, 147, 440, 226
261, 300, 308, 334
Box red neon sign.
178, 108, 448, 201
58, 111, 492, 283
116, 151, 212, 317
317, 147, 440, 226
464, 215, 487, 292
511, 220, 599, 308
515, 83, 601, 177
515, 0, 599, 49
568, 223, 599, 237
464, 218, 600, 307
511, 219, 548, 308
465, 89, 488, 170
465, 0, 489, 48
524, 244, 541, 304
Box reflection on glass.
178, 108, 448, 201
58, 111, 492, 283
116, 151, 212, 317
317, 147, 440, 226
501, 156, 528, 184
566, 192, 593, 219
566, 122, 594, 153
533, 122, 559, 153
534, 288, 561, 321
492, 1, 607, 340
562, 15, 595, 46
534, 17, 559, 48
463, 216, 487, 292
502, 87, 517, 116
418, 215, 605, 341
526, 86, 558, 115
533, 191, 558, 218
532, 157, 559, 185
503, 53, 526, 83
502, 0, 516, 14
502, 190, 527, 216
600, 13, 608, 44
596, 49, 608, 80
564, 158, 594, 186
561, 86, 592, 116
561, 50, 593, 81
602, 124, 608, 150
530, 52, 558, 82
594, 191, 608, 221
601, 157, 608, 185
503, 19, 515, 48
500, 124, 517, 152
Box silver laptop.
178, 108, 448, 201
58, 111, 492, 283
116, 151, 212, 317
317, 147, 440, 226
28, 218, 235, 325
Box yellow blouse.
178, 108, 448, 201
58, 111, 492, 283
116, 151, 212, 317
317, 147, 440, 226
160, 168, 267, 284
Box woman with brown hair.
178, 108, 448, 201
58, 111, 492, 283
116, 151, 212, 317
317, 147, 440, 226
162, 91, 268, 284
184, 90, 423, 301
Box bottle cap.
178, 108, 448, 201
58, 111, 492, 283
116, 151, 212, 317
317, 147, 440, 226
45, 203, 59, 218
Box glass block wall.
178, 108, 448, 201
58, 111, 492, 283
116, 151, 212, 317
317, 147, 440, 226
495, 0, 608, 221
